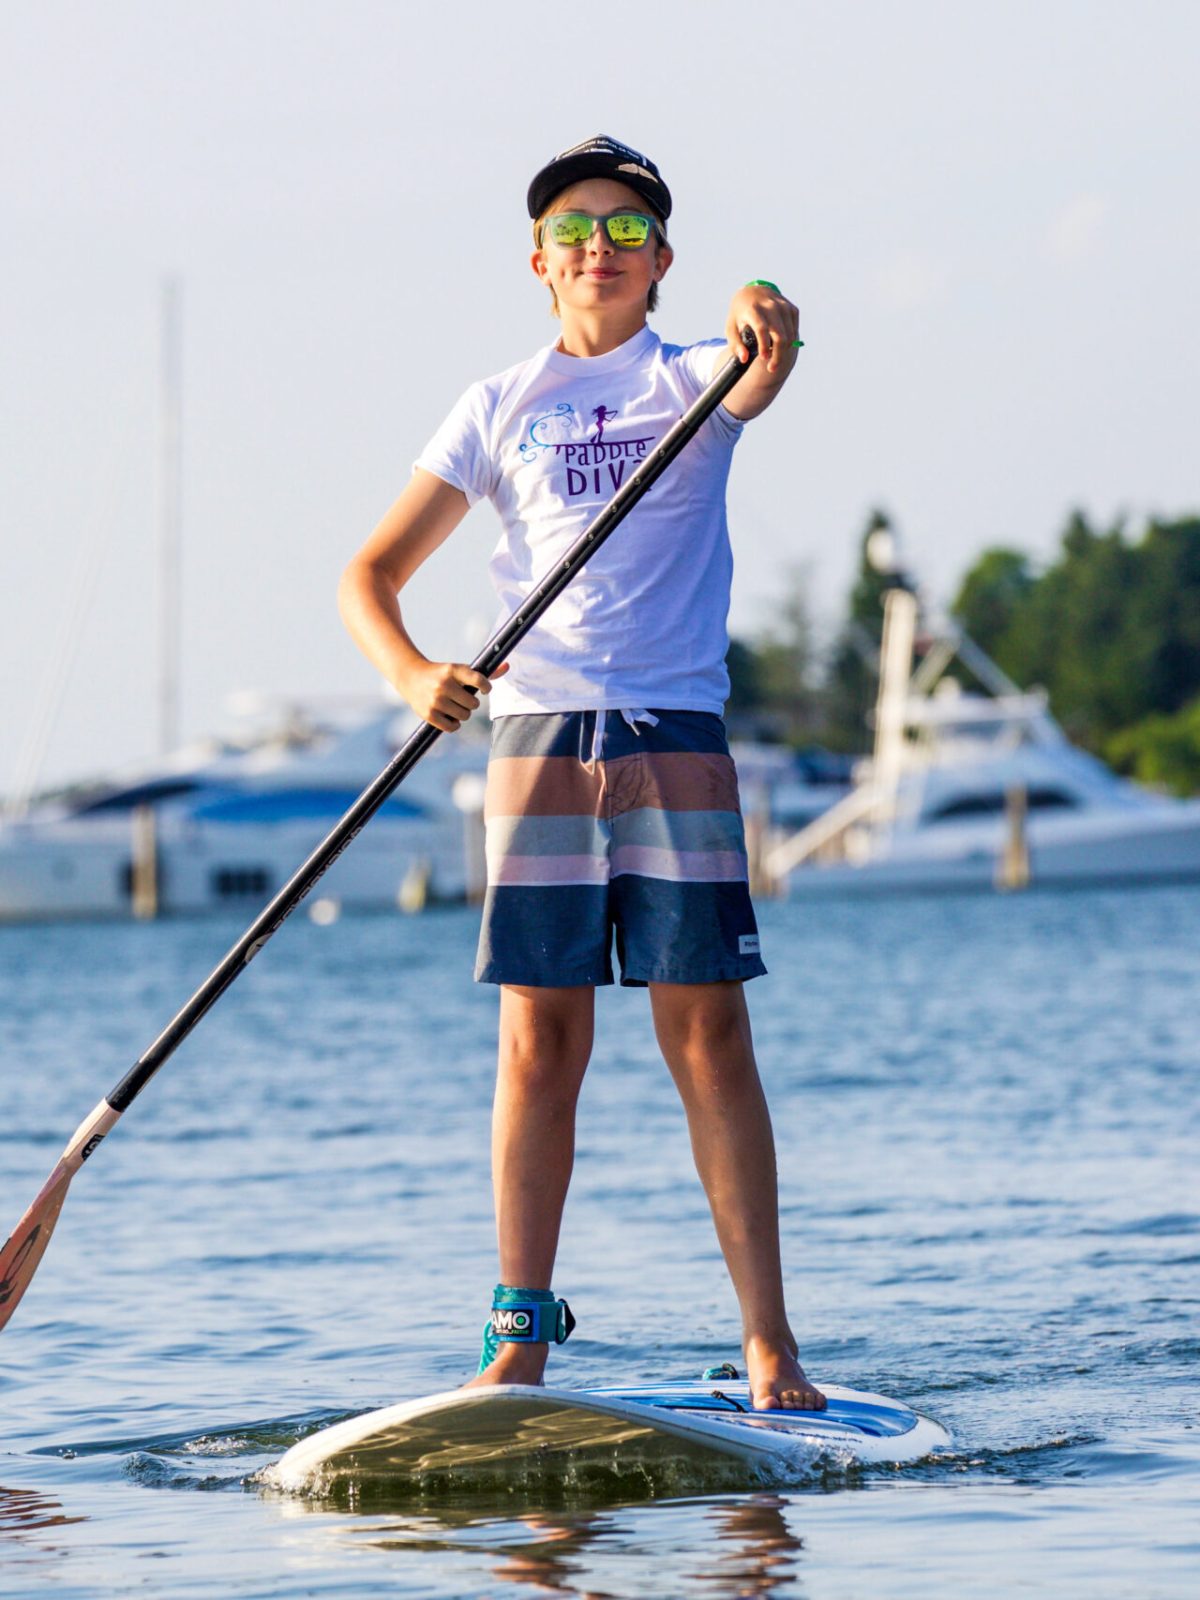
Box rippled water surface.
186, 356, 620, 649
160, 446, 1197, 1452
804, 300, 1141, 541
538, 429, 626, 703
1, 886, 1197, 1597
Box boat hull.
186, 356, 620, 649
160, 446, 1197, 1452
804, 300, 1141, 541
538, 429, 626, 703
786, 805, 1200, 895
0, 811, 467, 922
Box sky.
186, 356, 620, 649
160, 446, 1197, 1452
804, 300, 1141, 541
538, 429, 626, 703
3, 0, 1198, 794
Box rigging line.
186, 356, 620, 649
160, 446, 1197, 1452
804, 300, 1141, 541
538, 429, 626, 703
7, 387, 143, 819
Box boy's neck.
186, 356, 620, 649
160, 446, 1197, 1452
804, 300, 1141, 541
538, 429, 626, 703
556, 307, 649, 359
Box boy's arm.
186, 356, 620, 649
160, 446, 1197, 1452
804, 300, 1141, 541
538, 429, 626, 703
720, 283, 802, 421
338, 467, 508, 732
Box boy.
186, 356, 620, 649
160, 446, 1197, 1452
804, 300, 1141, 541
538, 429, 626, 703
339, 135, 823, 1410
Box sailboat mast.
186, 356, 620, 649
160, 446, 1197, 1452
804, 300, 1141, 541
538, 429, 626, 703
157, 276, 183, 756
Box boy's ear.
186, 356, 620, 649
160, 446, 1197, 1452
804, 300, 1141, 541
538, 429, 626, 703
530, 248, 551, 285
652, 240, 674, 283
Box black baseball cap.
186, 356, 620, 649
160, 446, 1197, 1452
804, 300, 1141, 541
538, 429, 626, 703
527, 135, 672, 223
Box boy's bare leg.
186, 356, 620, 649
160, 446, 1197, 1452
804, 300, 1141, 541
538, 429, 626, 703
464, 984, 594, 1389
649, 979, 825, 1411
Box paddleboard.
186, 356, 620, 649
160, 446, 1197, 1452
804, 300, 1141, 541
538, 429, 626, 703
266, 1378, 949, 1494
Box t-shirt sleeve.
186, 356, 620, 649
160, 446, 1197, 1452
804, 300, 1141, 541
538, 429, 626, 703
413, 382, 496, 506
679, 337, 744, 439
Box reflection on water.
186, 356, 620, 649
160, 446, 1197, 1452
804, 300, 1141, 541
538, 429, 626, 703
323, 1493, 805, 1597
694, 1497, 804, 1596
479, 1512, 596, 1596
0, 1484, 88, 1553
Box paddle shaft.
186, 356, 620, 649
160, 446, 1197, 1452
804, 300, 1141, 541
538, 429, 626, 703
106, 333, 758, 1115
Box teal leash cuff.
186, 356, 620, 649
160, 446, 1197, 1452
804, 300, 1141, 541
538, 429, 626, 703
478, 1284, 575, 1375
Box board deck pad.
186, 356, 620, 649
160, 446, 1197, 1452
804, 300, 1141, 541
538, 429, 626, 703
266, 1380, 950, 1497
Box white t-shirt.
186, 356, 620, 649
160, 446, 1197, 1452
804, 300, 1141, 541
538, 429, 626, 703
415, 325, 744, 718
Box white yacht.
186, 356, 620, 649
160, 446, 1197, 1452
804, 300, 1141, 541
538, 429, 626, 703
0, 701, 489, 922
766, 581, 1200, 895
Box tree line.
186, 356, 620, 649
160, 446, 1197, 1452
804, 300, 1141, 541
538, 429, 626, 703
727, 509, 1200, 795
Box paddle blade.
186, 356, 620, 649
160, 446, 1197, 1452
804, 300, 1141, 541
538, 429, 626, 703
0, 1182, 71, 1331
0, 1099, 120, 1333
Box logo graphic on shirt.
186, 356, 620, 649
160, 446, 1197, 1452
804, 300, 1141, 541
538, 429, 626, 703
590, 404, 618, 442
518, 403, 577, 460
518, 402, 656, 498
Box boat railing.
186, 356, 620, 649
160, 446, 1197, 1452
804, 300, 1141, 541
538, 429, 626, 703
763, 782, 882, 878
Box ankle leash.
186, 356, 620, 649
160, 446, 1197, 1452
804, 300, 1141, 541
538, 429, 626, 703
478, 1284, 575, 1375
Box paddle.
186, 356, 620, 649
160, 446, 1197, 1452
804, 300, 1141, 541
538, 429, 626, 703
0, 331, 764, 1332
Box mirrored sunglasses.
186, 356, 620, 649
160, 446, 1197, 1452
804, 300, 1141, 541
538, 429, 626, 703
540, 210, 658, 251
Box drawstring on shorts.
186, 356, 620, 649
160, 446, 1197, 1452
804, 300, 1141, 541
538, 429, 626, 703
588, 708, 661, 763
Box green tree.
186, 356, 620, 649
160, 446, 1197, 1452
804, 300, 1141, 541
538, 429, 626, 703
952, 548, 1035, 661
1107, 696, 1200, 796
1130, 516, 1200, 715
952, 512, 1200, 758
725, 636, 762, 715
726, 566, 817, 743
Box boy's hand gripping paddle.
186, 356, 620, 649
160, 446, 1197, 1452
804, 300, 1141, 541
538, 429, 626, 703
0, 331, 764, 1333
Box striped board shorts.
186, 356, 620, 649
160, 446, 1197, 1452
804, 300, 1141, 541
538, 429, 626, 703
475, 709, 767, 988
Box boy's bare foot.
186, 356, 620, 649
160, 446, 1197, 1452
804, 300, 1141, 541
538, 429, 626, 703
745, 1332, 826, 1411
461, 1342, 549, 1390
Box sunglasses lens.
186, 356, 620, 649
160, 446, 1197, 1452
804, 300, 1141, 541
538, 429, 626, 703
543, 212, 654, 249
546, 213, 594, 248
607, 213, 652, 248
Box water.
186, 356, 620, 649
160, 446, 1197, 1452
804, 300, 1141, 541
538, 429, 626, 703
1, 887, 1197, 1597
